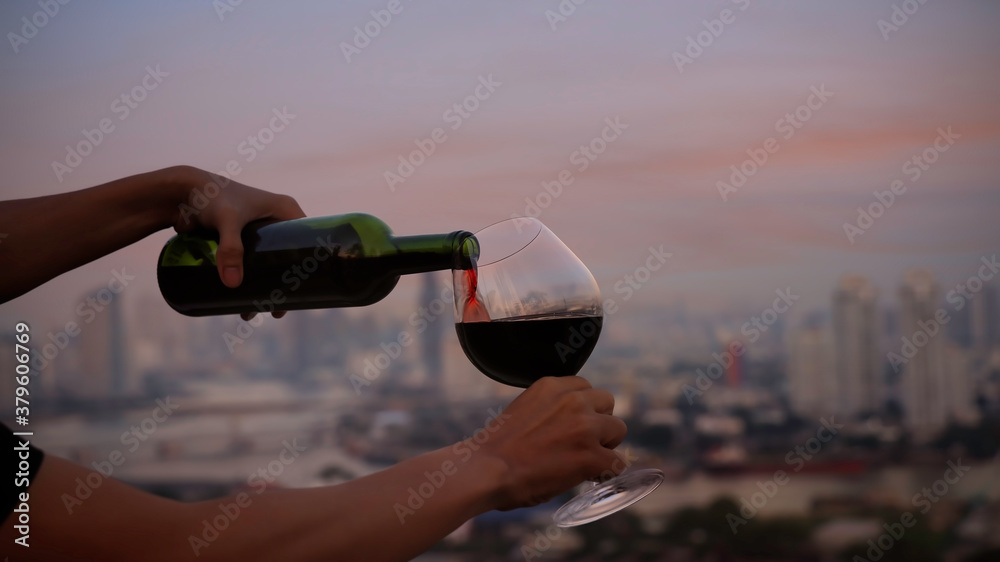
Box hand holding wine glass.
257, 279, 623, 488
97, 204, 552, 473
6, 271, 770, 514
475, 376, 628, 511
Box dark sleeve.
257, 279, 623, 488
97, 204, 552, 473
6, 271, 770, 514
3, 422, 45, 525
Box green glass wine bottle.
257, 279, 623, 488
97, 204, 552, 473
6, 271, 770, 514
157, 213, 478, 316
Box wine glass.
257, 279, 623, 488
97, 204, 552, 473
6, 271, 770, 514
452, 216, 663, 526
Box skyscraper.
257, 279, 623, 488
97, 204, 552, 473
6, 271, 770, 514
420, 273, 446, 391
76, 286, 127, 398
726, 339, 744, 388
832, 275, 883, 419
289, 308, 348, 380
970, 284, 999, 353
788, 323, 836, 418
898, 269, 950, 440
292, 310, 320, 378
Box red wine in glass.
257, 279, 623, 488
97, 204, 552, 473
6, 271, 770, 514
456, 314, 603, 388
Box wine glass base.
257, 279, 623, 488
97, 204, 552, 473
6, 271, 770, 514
552, 468, 664, 527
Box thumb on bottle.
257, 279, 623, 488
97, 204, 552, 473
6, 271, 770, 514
215, 219, 245, 288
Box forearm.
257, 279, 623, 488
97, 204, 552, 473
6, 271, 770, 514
5, 377, 621, 561
187, 442, 507, 562
6, 445, 507, 561
0, 166, 191, 303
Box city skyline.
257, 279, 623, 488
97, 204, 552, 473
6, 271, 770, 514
11, 261, 997, 442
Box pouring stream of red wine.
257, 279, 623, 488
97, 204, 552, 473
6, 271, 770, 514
462, 266, 491, 322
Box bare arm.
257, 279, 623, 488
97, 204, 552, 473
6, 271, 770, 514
1, 377, 627, 561
0, 165, 305, 304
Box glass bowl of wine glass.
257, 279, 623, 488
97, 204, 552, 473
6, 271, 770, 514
452, 216, 663, 526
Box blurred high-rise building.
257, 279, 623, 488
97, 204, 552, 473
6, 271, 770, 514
948, 283, 999, 354
131, 294, 181, 378
420, 273, 446, 391
970, 284, 999, 353
788, 324, 836, 418
991, 284, 1000, 348
943, 345, 976, 425
725, 339, 744, 388
290, 308, 348, 380
76, 287, 127, 398
292, 310, 321, 377
832, 275, 883, 419
712, 327, 744, 388
898, 269, 952, 440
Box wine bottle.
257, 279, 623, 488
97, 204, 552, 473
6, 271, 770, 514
157, 213, 478, 316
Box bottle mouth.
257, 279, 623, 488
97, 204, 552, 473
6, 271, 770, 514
452, 231, 480, 270
470, 217, 543, 267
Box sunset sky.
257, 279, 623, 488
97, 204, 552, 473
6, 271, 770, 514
1, 0, 998, 335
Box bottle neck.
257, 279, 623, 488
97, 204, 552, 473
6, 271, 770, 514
388, 231, 478, 275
